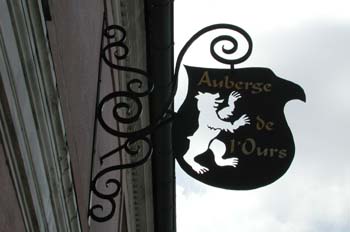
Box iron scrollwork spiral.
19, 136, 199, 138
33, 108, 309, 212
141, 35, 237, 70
90, 137, 152, 222
88, 9, 173, 222
98, 24, 155, 138
175, 24, 253, 79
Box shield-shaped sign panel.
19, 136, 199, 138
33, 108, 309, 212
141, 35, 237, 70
173, 66, 306, 190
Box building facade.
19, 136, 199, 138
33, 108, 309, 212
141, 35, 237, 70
0, 0, 174, 231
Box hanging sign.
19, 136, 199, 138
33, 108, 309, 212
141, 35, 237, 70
173, 24, 306, 190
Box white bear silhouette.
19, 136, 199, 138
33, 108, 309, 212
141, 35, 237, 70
183, 91, 250, 174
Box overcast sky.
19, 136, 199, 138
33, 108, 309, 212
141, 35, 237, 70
174, 1, 350, 231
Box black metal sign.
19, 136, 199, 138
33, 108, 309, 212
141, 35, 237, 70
173, 24, 306, 190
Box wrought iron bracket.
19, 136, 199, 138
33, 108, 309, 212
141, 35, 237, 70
88, 2, 176, 223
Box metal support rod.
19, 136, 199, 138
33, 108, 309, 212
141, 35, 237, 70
146, 0, 176, 231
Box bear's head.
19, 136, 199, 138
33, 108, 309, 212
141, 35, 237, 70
195, 91, 223, 111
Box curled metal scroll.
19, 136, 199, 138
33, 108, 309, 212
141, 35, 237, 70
175, 24, 253, 80
97, 23, 175, 139
88, 3, 175, 222
89, 137, 152, 222
172, 24, 253, 108
101, 25, 151, 91
98, 24, 155, 138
